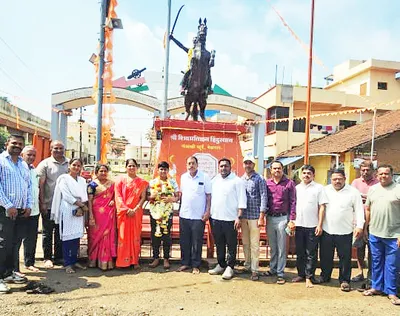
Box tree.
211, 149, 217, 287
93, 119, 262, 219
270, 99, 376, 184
0, 129, 10, 153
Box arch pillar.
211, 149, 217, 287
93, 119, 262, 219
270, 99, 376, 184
59, 111, 68, 146
252, 115, 266, 174
51, 106, 60, 141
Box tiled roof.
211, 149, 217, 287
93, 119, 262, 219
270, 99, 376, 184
278, 110, 400, 157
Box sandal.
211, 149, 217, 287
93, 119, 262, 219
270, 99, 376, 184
292, 276, 305, 283
340, 282, 351, 292
44, 260, 54, 269
176, 265, 190, 272
163, 259, 170, 270
263, 270, 276, 277
65, 266, 76, 274
74, 263, 87, 270
250, 273, 259, 281
388, 295, 400, 305
363, 289, 383, 296
26, 284, 55, 295
149, 259, 160, 268
20, 281, 40, 291
351, 274, 365, 282
277, 277, 286, 285
26, 266, 40, 272
192, 268, 200, 274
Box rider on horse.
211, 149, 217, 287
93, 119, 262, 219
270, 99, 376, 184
170, 34, 214, 96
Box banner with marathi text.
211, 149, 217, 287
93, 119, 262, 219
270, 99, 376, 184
155, 120, 246, 183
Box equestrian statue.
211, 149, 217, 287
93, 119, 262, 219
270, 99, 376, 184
170, 18, 216, 121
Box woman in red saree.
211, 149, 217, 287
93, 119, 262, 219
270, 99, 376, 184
87, 164, 116, 270
115, 158, 148, 268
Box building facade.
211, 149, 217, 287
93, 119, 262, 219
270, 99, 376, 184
243, 59, 400, 159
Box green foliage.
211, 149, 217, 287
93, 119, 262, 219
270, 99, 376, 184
0, 129, 10, 153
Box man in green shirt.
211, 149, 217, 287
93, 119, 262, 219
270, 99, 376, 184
363, 164, 400, 305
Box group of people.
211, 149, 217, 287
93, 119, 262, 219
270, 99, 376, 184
0, 134, 399, 306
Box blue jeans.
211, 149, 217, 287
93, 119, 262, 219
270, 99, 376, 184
267, 215, 287, 277
62, 239, 80, 267
369, 234, 400, 295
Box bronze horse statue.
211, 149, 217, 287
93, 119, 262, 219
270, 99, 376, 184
170, 18, 215, 121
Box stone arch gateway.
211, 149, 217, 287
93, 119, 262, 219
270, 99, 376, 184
51, 86, 266, 171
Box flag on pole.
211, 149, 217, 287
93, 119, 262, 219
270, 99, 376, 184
163, 31, 167, 49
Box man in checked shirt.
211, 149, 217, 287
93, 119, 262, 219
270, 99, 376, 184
0, 134, 32, 293
241, 157, 268, 281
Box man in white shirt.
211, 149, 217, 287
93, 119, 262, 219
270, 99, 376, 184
292, 165, 328, 288
13, 146, 40, 273
319, 169, 364, 292
208, 158, 247, 280
178, 156, 211, 274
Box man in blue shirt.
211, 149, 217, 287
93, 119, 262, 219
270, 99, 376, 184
0, 134, 32, 293
241, 157, 268, 281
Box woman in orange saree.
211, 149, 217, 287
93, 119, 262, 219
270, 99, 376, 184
115, 159, 148, 268
87, 164, 116, 270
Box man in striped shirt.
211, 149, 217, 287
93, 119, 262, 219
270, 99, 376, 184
0, 134, 32, 293
241, 156, 268, 281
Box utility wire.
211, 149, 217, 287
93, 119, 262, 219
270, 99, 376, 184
0, 35, 36, 76
0, 61, 26, 92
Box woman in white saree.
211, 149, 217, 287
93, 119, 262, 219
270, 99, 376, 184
51, 158, 88, 273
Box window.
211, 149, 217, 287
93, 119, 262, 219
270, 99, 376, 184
360, 83, 367, 96
339, 120, 356, 130
293, 118, 306, 133
377, 82, 387, 90
267, 106, 289, 133
143, 153, 148, 158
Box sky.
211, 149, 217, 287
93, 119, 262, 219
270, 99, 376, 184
1, 0, 400, 145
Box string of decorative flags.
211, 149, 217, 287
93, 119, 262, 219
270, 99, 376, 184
66, 97, 400, 125
266, 0, 376, 108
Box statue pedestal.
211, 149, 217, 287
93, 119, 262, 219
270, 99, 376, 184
154, 119, 246, 180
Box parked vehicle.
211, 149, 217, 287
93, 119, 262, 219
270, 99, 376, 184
81, 164, 95, 182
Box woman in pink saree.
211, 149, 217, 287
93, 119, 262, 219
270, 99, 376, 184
87, 164, 117, 270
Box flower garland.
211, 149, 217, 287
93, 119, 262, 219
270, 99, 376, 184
149, 177, 175, 237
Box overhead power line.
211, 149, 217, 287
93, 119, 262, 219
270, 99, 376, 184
0, 35, 36, 75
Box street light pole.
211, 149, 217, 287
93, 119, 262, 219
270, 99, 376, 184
79, 107, 84, 159
304, 0, 315, 165
370, 108, 377, 160
95, 0, 107, 162
161, 0, 172, 119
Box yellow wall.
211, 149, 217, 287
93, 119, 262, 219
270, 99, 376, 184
369, 69, 400, 103
253, 85, 280, 110
344, 151, 356, 183
288, 156, 331, 185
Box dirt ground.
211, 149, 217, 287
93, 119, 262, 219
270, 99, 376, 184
0, 260, 399, 316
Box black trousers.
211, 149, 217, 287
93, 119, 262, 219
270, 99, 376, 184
41, 211, 62, 262
13, 215, 39, 271
210, 218, 237, 269
0, 207, 16, 279
295, 226, 319, 279
151, 217, 173, 259
179, 217, 205, 268
320, 231, 353, 284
